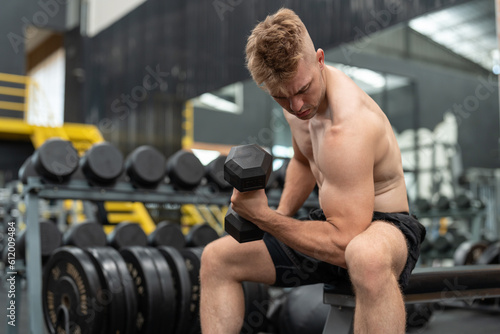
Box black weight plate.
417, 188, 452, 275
179, 247, 204, 334
81, 142, 124, 186
107, 222, 148, 249
86, 247, 131, 334
120, 246, 164, 333
106, 246, 138, 333
278, 284, 329, 334
406, 303, 434, 328
18, 155, 38, 184
242, 282, 270, 333
476, 241, 500, 265
186, 224, 219, 247
32, 138, 79, 182
125, 145, 166, 189
157, 246, 192, 334
148, 220, 186, 249
454, 241, 489, 265
63, 221, 107, 248
144, 247, 177, 333
166, 150, 205, 190
43, 247, 105, 334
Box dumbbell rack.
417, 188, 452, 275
414, 208, 488, 241
18, 177, 319, 334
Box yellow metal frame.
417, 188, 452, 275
0, 72, 29, 115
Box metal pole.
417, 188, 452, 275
25, 191, 44, 334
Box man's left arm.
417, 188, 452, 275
230, 122, 377, 268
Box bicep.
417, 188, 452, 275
320, 131, 375, 242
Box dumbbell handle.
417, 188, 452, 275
225, 207, 264, 243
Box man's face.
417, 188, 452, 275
270, 56, 325, 120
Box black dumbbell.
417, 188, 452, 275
18, 155, 38, 184
147, 221, 186, 249
415, 198, 431, 212
224, 144, 273, 243
31, 138, 79, 183
186, 223, 219, 247
435, 195, 450, 211
125, 145, 166, 189
63, 221, 107, 248
205, 155, 232, 191
107, 222, 148, 249
166, 150, 205, 190
80, 142, 124, 186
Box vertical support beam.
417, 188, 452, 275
25, 191, 43, 334
182, 100, 194, 150
496, 0, 500, 159
412, 81, 420, 198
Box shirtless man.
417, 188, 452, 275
200, 8, 426, 334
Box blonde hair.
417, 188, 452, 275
246, 8, 315, 93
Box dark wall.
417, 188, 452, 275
0, 0, 69, 74
0, 140, 34, 185
193, 80, 275, 147
72, 0, 472, 153
79, 0, 472, 103
0, 0, 476, 155
326, 49, 500, 169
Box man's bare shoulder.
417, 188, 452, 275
324, 65, 387, 130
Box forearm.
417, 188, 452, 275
276, 157, 317, 216
258, 208, 347, 267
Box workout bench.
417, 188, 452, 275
322, 265, 500, 333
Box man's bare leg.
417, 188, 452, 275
200, 236, 276, 334
345, 221, 409, 334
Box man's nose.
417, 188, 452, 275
289, 96, 304, 113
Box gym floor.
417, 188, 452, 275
1, 279, 498, 334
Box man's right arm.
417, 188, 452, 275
276, 137, 317, 217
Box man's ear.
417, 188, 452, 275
316, 49, 325, 70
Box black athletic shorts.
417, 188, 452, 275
263, 209, 426, 290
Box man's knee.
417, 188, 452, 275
200, 237, 231, 279
345, 235, 394, 292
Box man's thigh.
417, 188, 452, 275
204, 235, 276, 285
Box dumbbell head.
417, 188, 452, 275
7, 221, 63, 263
80, 142, 124, 186
107, 222, 148, 249
166, 150, 205, 190
435, 195, 450, 211
205, 155, 231, 190
147, 221, 186, 249
455, 194, 471, 209
185, 223, 219, 247
32, 138, 79, 183
125, 145, 166, 188
224, 144, 273, 192
18, 155, 38, 184
63, 221, 107, 248
225, 207, 264, 243
224, 144, 272, 243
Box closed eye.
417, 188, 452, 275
297, 84, 310, 95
